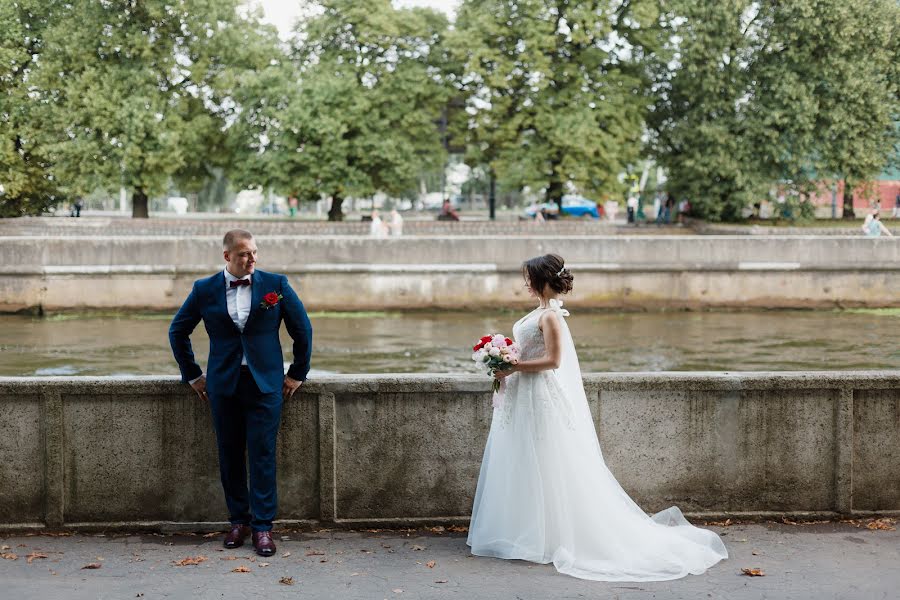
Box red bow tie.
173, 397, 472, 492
230, 279, 250, 287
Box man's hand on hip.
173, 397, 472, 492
190, 375, 208, 401
283, 376, 302, 400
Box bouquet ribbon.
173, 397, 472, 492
492, 376, 507, 409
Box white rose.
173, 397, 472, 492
488, 347, 501, 357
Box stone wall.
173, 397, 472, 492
1, 372, 898, 531
2, 235, 899, 311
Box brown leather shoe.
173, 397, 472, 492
224, 524, 251, 549
252, 530, 276, 557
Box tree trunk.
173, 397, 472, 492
488, 168, 496, 221
132, 188, 149, 219
546, 159, 564, 213
328, 191, 344, 221
841, 181, 855, 219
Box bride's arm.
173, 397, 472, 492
496, 311, 563, 377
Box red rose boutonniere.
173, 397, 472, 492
260, 291, 283, 310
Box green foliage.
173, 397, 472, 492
0, 1, 67, 216
452, 0, 666, 207
19, 0, 269, 217
228, 0, 450, 220
650, 0, 900, 221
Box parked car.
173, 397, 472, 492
523, 195, 600, 219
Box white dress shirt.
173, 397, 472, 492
224, 268, 252, 331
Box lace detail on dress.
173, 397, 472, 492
495, 305, 576, 431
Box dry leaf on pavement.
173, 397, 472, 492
174, 556, 208, 566
232, 566, 251, 573
279, 576, 294, 585
435, 579, 448, 584
281, 552, 292, 558
448, 526, 468, 533
1, 553, 17, 560
410, 545, 426, 551
741, 568, 765, 577
82, 563, 102, 570
26, 553, 48, 564
426, 560, 436, 568
305, 550, 325, 556
867, 518, 897, 531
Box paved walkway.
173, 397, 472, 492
2, 521, 898, 599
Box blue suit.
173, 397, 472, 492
169, 268, 312, 531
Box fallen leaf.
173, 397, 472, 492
360, 549, 373, 554
752, 551, 759, 556
380, 543, 392, 549
782, 517, 800, 526
174, 556, 208, 566
279, 576, 294, 585
410, 545, 426, 551
258, 562, 270, 567
428, 526, 446, 534
319, 558, 328, 563
26, 552, 48, 564
220, 556, 238, 561
1, 553, 18, 561
741, 568, 765, 577
202, 532, 219, 538
706, 519, 732, 527
232, 566, 251, 573
281, 552, 292, 558
426, 560, 436, 568
82, 563, 102, 570
867, 518, 897, 531
435, 579, 448, 584
305, 550, 325, 556
1, 545, 9, 551
448, 525, 468, 533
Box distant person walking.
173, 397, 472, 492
892, 192, 900, 218
71, 198, 84, 217
389, 209, 403, 237
862, 210, 893, 237
626, 195, 638, 224
369, 210, 388, 237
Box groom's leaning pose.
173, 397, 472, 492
169, 229, 312, 557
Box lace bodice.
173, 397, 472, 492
512, 300, 571, 361
513, 309, 546, 361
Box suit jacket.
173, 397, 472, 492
169, 269, 313, 399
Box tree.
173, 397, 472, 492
650, 0, 900, 221
229, 0, 450, 221
28, 0, 266, 218
452, 0, 665, 212
0, 1, 66, 217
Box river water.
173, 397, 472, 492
1, 309, 898, 377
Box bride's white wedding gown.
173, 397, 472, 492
467, 300, 728, 581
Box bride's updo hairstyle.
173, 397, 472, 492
522, 254, 574, 295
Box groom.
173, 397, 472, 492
169, 229, 312, 557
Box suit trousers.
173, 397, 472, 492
209, 369, 283, 531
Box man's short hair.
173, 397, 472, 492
223, 229, 254, 251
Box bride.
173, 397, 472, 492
467, 254, 728, 581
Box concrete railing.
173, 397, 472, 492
2, 235, 900, 311
2, 372, 898, 532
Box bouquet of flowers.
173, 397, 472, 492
472, 334, 520, 395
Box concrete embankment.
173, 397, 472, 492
1, 372, 897, 531
1, 235, 899, 311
